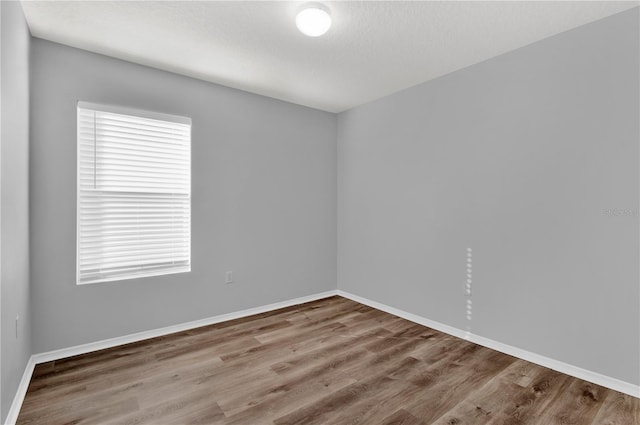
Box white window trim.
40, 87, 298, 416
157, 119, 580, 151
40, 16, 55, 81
77, 101, 192, 126
76, 101, 192, 285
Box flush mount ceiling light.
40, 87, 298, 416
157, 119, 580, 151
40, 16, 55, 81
296, 4, 331, 37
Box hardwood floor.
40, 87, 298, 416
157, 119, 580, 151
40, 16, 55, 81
17, 296, 639, 425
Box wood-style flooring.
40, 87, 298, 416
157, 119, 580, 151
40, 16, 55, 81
17, 296, 639, 424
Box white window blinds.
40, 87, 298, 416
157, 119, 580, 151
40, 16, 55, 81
77, 102, 191, 285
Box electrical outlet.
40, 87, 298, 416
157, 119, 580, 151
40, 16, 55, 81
225, 271, 233, 284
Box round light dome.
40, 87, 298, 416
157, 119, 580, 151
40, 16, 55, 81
296, 5, 331, 37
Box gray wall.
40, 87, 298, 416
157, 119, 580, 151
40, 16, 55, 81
337, 8, 639, 386
1, 1, 31, 421
16, 3, 640, 404
30, 39, 337, 353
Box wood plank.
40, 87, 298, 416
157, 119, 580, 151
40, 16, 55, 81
16, 296, 638, 425
429, 361, 567, 425
534, 378, 609, 424
592, 391, 640, 425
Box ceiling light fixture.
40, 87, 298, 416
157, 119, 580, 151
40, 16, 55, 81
296, 4, 331, 37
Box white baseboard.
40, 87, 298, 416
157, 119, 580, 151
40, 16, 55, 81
32, 290, 338, 364
337, 289, 640, 399
4, 357, 36, 425
4, 290, 338, 425
6, 287, 637, 425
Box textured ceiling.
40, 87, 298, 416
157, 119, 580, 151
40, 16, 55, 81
21, 1, 639, 113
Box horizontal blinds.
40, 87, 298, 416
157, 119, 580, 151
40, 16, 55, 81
78, 103, 191, 284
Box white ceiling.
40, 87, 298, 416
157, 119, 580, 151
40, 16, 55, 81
21, 1, 639, 113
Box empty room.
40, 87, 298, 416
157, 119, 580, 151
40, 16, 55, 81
1, 0, 639, 424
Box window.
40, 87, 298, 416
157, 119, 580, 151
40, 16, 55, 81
77, 102, 191, 285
